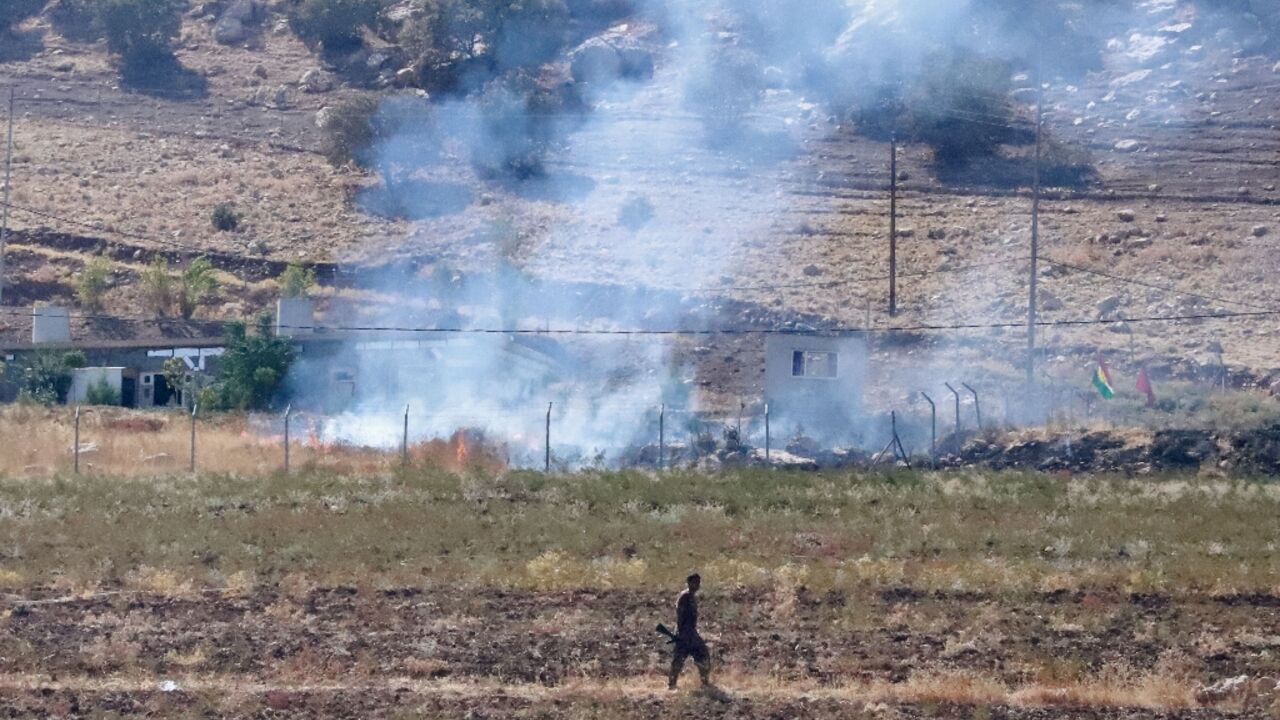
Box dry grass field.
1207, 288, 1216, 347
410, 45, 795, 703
0, 448, 1278, 716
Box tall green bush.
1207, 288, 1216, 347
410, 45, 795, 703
0, 0, 45, 33
96, 0, 184, 77
214, 314, 293, 411
289, 0, 382, 51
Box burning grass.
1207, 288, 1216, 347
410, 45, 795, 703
0, 406, 500, 478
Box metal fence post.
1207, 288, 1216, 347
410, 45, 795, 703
402, 404, 410, 465
920, 392, 936, 466
764, 402, 771, 463
944, 383, 961, 437
283, 404, 291, 473
545, 402, 553, 473
962, 383, 982, 429
73, 405, 81, 475
658, 403, 665, 471
189, 403, 198, 472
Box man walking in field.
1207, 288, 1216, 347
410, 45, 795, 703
665, 572, 711, 690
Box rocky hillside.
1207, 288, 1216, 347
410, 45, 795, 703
1, 0, 1279, 411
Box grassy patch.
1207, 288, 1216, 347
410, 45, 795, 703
0, 467, 1275, 596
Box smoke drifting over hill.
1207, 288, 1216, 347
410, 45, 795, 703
289, 0, 1280, 464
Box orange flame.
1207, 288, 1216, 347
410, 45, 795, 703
455, 430, 469, 468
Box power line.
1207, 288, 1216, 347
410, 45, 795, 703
1, 200, 220, 256
1040, 256, 1278, 312
0, 305, 1272, 339
682, 257, 1025, 293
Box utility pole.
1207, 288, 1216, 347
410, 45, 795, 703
888, 134, 898, 317
1, 88, 15, 306
1026, 70, 1044, 391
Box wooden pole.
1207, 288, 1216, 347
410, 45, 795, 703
189, 404, 198, 472
658, 403, 665, 470
888, 135, 898, 317
545, 402, 552, 472
1027, 67, 1044, 392
73, 405, 81, 475
402, 403, 409, 465
0, 88, 13, 305
921, 392, 936, 465
283, 404, 291, 473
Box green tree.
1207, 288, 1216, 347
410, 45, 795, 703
289, 0, 383, 51
96, 0, 185, 77
140, 254, 175, 316
76, 256, 113, 312
211, 203, 240, 232
903, 49, 1015, 166
178, 256, 218, 320
279, 262, 317, 298
18, 351, 83, 405
214, 315, 294, 411
85, 377, 121, 406
1, 0, 45, 33
319, 95, 380, 167
400, 0, 568, 91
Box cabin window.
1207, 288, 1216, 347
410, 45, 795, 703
792, 350, 838, 379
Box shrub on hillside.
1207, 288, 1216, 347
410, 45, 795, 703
211, 203, 240, 231
50, 0, 99, 40
399, 0, 568, 92
178, 256, 218, 320
97, 0, 185, 80
289, 0, 383, 51
278, 262, 317, 298
140, 255, 175, 316
1, 0, 45, 33
319, 95, 380, 167
76, 256, 113, 313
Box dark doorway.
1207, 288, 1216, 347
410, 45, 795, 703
121, 377, 137, 409
153, 374, 174, 407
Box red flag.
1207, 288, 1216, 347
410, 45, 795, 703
1136, 367, 1156, 407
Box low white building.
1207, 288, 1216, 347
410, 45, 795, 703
764, 335, 868, 435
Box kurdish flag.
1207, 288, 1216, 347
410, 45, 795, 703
1092, 356, 1115, 399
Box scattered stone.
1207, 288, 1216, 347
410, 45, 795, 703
927, 228, 946, 240
896, 228, 915, 238
1039, 290, 1065, 311
802, 264, 823, 277
315, 106, 333, 129
213, 17, 246, 44
253, 64, 268, 79
568, 35, 654, 85
394, 67, 416, 87
1251, 225, 1268, 237
1114, 139, 1142, 152
1126, 237, 1153, 250
301, 69, 334, 94
1117, 209, 1136, 222
1194, 674, 1279, 706
1096, 295, 1124, 316
272, 86, 290, 109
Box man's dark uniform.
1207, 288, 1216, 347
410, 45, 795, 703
668, 575, 711, 689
